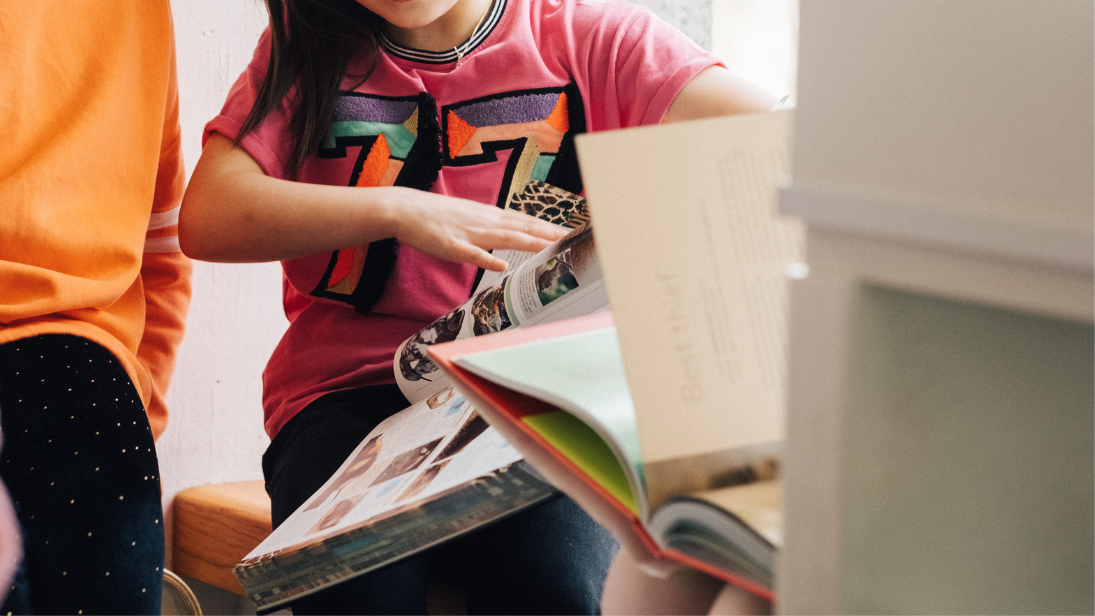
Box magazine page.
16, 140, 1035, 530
473, 181, 591, 293
244, 386, 522, 559
395, 222, 608, 404
472, 248, 537, 296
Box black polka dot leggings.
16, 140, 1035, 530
0, 335, 163, 615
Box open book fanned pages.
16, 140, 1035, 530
430, 110, 799, 600
234, 199, 610, 611
429, 313, 783, 598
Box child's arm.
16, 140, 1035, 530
179, 134, 567, 272
662, 66, 779, 124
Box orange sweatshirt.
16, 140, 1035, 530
0, 1, 192, 440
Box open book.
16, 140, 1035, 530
429, 313, 782, 598
432, 110, 798, 599
234, 216, 607, 610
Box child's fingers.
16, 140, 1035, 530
396, 194, 571, 267
502, 210, 570, 240
463, 245, 509, 272
477, 227, 556, 254
441, 233, 510, 271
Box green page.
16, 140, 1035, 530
453, 327, 647, 515
524, 411, 637, 513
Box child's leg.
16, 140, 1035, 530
707, 582, 772, 616
601, 547, 725, 615
601, 547, 773, 616
261, 385, 431, 615
446, 493, 619, 615
0, 335, 164, 615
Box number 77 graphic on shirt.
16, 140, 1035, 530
310, 92, 441, 313
442, 84, 587, 220
309, 86, 591, 313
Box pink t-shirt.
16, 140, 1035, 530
205, 0, 719, 438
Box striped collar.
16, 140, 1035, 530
380, 0, 507, 64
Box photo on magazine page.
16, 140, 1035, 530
395, 221, 608, 402
474, 181, 591, 291
257, 387, 521, 548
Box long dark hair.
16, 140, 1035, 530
236, 0, 384, 177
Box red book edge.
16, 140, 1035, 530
428, 314, 775, 601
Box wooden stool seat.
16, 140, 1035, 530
172, 481, 272, 596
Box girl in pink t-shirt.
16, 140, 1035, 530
181, 0, 773, 612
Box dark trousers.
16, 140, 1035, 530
262, 385, 619, 615
0, 335, 164, 615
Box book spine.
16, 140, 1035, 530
235, 462, 557, 611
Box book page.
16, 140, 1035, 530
522, 409, 638, 514
575, 111, 800, 509
244, 387, 522, 559
472, 247, 537, 295
683, 480, 783, 550
451, 326, 648, 517
646, 480, 782, 590
473, 181, 592, 293
395, 222, 609, 403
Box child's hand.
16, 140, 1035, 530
389, 188, 569, 272
181, 135, 569, 265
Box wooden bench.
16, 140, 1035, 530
172, 481, 272, 596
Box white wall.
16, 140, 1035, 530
160, 0, 281, 560
713, 0, 798, 101
633, 0, 713, 49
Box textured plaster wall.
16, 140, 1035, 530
159, 0, 795, 581
160, 0, 276, 560
713, 0, 798, 100
632, 0, 713, 49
